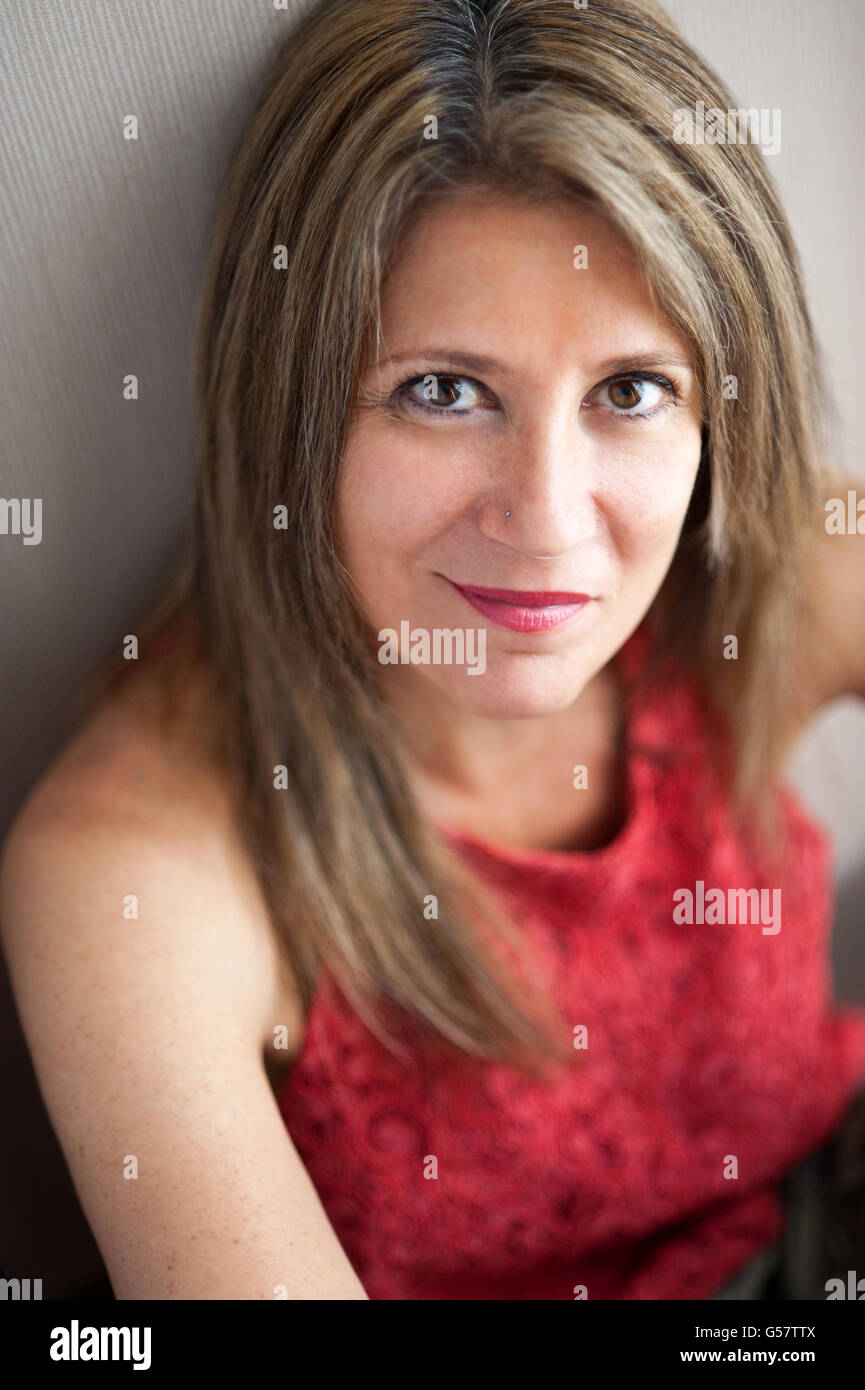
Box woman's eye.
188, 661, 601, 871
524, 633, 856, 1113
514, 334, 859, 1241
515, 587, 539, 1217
386, 370, 678, 420
589, 375, 673, 417
395, 373, 489, 415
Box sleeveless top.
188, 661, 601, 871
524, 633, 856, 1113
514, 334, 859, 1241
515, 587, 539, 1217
273, 622, 865, 1299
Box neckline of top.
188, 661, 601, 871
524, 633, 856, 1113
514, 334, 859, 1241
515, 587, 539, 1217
431, 619, 660, 873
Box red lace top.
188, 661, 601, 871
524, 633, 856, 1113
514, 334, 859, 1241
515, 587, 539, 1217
271, 625, 865, 1300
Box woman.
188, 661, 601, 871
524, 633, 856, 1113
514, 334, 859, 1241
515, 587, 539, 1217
2, 0, 864, 1301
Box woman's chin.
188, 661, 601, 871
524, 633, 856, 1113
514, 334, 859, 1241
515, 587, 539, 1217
420, 667, 592, 721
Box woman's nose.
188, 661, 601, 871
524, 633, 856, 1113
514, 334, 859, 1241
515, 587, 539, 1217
476, 407, 599, 560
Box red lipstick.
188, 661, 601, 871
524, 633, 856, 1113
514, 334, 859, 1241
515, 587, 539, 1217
448, 581, 594, 632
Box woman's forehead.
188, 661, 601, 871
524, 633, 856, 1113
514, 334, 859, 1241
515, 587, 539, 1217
373, 191, 694, 375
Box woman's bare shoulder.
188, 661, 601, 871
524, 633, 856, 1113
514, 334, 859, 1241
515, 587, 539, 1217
0, 647, 305, 1069
0, 651, 365, 1298
4, 647, 237, 880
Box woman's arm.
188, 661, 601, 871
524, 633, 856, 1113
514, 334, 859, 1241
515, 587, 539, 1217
0, 732, 368, 1301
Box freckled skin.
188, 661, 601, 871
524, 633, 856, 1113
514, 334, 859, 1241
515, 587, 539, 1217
334, 189, 704, 739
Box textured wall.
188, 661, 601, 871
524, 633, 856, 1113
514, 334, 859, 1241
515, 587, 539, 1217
0, 0, 862, 1294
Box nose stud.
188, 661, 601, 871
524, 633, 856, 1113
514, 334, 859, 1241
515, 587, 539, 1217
505, 509, 511, 518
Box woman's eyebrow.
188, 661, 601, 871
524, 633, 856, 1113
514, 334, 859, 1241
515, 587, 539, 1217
591, 352, 695, 378
369, 347, 508, 374
368, 347, 694, 377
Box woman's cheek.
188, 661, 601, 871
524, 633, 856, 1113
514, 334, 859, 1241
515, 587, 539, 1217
352, 426, 479, 537
601, 429, 701, 548
335, 435, 449, 569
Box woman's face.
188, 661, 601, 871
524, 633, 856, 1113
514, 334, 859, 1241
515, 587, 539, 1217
334, 188, 704, 720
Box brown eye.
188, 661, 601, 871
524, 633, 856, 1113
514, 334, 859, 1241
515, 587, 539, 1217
608, 379, 644, 409
425, 375, 462, 406
591, 375, 671, 417
396, 373, 488, 415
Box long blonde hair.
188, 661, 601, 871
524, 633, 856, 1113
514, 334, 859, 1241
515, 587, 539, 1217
77, 0, 831, 1076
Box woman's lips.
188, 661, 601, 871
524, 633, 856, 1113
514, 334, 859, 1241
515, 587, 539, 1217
448, 580, 594, 632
